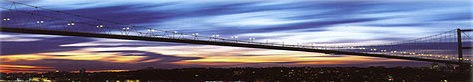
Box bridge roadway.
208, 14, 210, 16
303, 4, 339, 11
1, 27, 467, 64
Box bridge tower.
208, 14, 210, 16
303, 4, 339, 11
457, 28, 473, 61
457, 28, 463, 62
457, 28, 472, 71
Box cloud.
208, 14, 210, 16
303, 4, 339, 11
239, 26, 434, 43
0, 64, 54, 73
96, 50, 201, 62
0, 0, 471, 72
0, 33, 189, 55
1, 50, 203, 71
0, 34, 94, 55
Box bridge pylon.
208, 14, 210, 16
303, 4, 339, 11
457, 28, 472, 71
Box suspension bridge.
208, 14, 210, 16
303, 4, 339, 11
1, 1, 472, 65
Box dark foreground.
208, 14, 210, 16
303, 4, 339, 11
1, 66, 471, 82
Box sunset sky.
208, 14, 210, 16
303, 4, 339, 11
0, 0, 472, 73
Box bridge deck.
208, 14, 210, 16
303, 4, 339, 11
0, 27, 467, 64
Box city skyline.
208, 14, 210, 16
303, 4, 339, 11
0, 0, 472, 73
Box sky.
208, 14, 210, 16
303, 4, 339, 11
0, 0, 472, 73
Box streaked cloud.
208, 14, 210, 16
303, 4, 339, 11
0, 0, 471, 72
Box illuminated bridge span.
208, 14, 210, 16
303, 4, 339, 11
1, 1, 472, 64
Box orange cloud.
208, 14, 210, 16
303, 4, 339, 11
174, 55, 408, 66
0, 50, 147, 64
0, 54, 48, 62
0, 64, 54, 73
0, 43, 412, 73
70, 69, 129, 73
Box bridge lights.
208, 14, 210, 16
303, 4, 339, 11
212, 34, 220, 38
147, 29, 156, 32
67, 22, 75, 26
36, 20, 44, 24
146, 29, 157, 37
249, 37, 256, 42
192, 33, 199, 39
192, 33, 199, 36
210, 34, 220, 41
370, 49, 377, 51
122, 27, 130, 30
3, 18, 11, 21
96, 24, 104, 28
171, 31, 179, 38
443, 56, 449, 58
231, 36, 238, 39
122, 27, 131, 35
231, 36, 239, 42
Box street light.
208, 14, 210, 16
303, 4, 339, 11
172, 31, 178, 38
36, 20, 44, 24
249, 37, 255, 43
2, 18, 11, 21
211, 34, 220, 41
122, 27, 130, 30
96, 24, 104, 28
192, 33, 199, 39
147, 28, 155, 32
122, 27, 131, 35
212, 34, 220, 38
67, 22, 75, 26
147, 28, 156, 37
231, 36, 239, 42
231, 36, 238, 39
